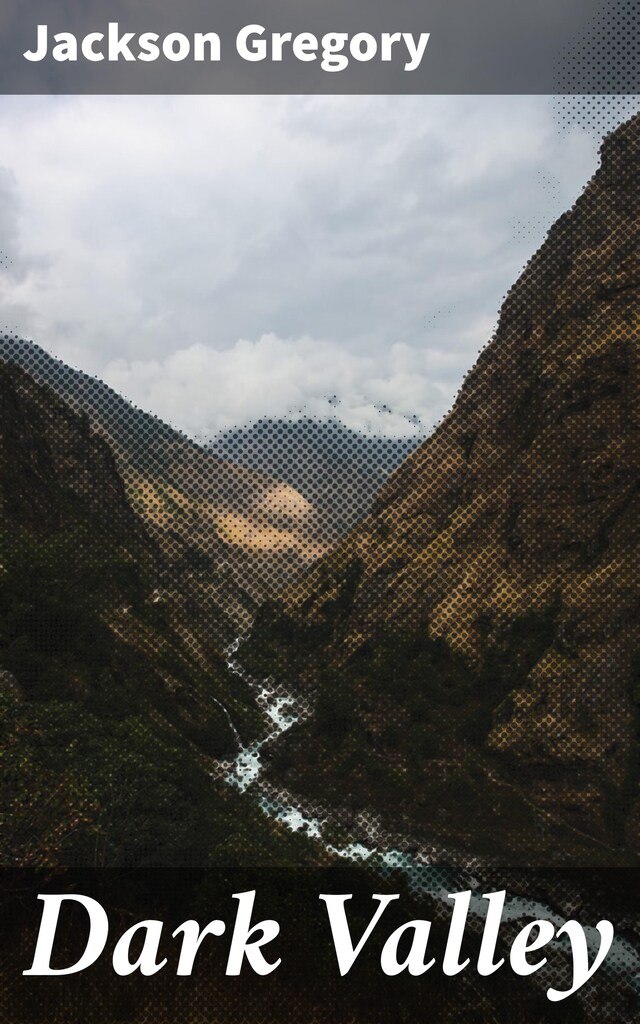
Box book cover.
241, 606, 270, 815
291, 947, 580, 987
0, 2, 638, 1021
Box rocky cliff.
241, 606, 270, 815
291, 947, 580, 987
247, 113, 640, 865
0, 361, 311, 867
3, 339, 340, 632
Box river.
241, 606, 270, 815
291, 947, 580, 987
219, 636, 640, 1007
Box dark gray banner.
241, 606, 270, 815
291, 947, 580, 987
0, 0, 637, 94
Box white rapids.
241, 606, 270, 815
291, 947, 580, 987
219, 637, 640, 1003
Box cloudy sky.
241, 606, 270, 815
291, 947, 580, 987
0, 94, 635, 439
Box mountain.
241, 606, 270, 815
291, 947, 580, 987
0, 360, 313, 868
211, 419, 416, 543
0, 363, 588, 1024
243, 114, 640, 865
2, 339, 332, 631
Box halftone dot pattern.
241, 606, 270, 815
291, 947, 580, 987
548, 0, 638, 137
555, 0, 640, 95
554, 0, 640, 136
1, 111, 640, 1020
0, 59, 639, 1020
0, 337, 415, 619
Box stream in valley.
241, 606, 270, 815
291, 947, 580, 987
220, 637, 640, 1006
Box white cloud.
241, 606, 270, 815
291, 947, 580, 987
0, 93, 629, 437
102, 333, 464, 439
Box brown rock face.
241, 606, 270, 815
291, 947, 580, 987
2, 339, 332, 631
0, 360, 260, 757
0, 363, 147, 542
257, 114, 640, 864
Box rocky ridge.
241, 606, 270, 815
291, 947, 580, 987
0, 359, 314, 867
246, 113, 640, 864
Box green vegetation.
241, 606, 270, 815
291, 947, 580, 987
0, 686, 314, 868
267, 605, 558, 771
0, 521, 306, 869
260, 605, 596, 860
